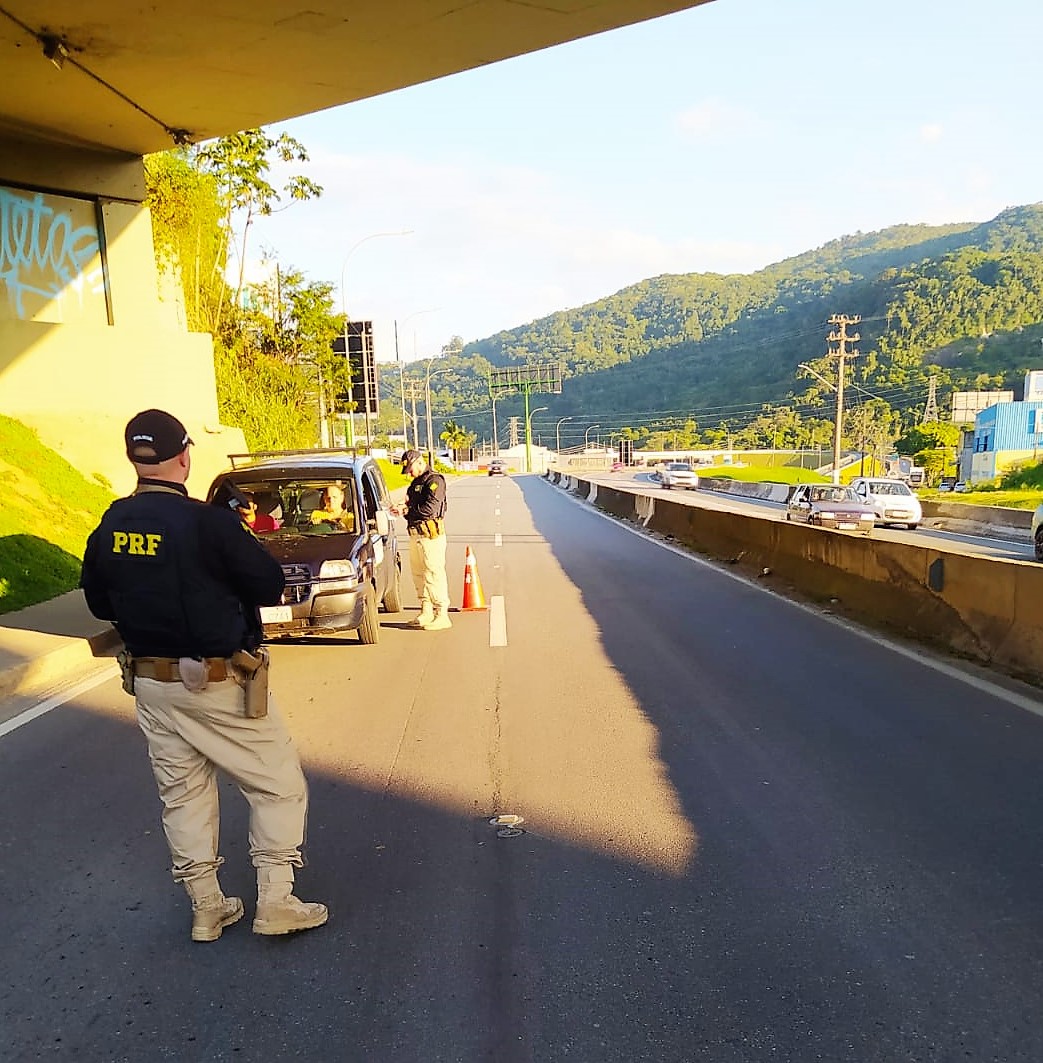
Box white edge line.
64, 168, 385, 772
543, 479, 1043, 718
0, 663, 119, 739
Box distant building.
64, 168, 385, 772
970, 399, 1043, 481
1024, 370, 1043, 402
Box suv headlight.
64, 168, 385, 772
318, 559, 358, 590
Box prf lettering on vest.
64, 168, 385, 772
112, 530, 162, 555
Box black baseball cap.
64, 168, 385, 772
400, 448, 423, 471
125, 409, 193, 464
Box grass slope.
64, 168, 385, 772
0, 415, 115, 615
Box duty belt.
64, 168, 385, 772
133, 657, 234, 683
408, 518, 444, 538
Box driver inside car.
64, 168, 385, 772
310, 484, 354, 531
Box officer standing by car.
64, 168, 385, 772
80, 409, 328, 942
392, 448, 451, 629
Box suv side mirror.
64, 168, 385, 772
372, 509, 390, 537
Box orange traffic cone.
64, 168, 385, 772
461, 546, 488, 611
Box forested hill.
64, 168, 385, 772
415, 204, 1043, 441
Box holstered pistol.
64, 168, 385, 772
231, 648, 270, 718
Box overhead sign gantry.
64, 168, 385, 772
489, 363, 563, 473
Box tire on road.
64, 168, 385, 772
358, 584, 381, 644
382, 561, 403, 613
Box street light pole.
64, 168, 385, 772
555, 415, 573, 455
489, 383, 499, 457
584, 423, 601, 448
798, 361, 838, 479
425, 364, 451, 466
526, 406, 548, 473
339, 229, 412, 450
394, 307, 440, 451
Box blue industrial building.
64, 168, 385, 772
970, 400, 1043, 482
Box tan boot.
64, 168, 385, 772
410, 604, 435, 628
253, 866, 328, 936
185, 874, 244, 943
425, 610, 452, 630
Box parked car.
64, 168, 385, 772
487, 458, 508, 476
785, 483, 875, 534
206, 450, 402, 643
660, 462, 699, 490
953, 481, 970, 493
610, 460, 624, 472
1031, 503, 1043, 562
849, 476, 922, 530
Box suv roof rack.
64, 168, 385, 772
227, 447, 364, 470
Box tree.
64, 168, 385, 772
195, 130, 323, 319
440, 419, 477, 458
144, 150, 226, 333
897, 421, 961, 455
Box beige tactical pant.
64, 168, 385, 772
409, 531, 450, 612
134, 676, 308, 888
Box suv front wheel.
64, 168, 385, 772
1035, 528, 1043, 563
357, 584, 381, 644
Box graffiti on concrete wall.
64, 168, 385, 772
0, 186, 106, 324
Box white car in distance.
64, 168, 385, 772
659, 462, 699, 490
850, 477, 922, 530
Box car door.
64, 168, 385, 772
788, 485, 810, 523
358, 467, 388, 593
853, 480, 875, 517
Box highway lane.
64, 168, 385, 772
589, 469, 1036, 562
4, 474, 1043, 1060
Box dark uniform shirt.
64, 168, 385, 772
404, 469, 447, 528
80, 480, 285, 658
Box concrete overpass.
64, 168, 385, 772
0, 0, 714, 493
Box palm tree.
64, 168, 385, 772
440, 419, 476, 461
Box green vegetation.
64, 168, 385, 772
0, 416, 115, 614
700, 464, 830, 486
146, 136, 344, 451
143, 132, 1043, 472
399, 203, 1043, 460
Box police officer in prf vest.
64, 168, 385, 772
393, 448, 451, 629
80, 409, 328, 942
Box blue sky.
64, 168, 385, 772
249, 0, 1043, 365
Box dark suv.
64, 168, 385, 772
206, 450, 402, 643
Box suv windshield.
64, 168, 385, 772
214, 475, 359, 536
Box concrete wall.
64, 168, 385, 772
0, 135, 244, 498
547, 471, 1043, 684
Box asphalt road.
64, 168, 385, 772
4, 474, 1043, 1061
596, 469, 1035, 562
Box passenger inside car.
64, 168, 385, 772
243, 490, 282, 533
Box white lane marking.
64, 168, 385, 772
0, 664, 119, 739
547, 481, 1043, 718
495, 508, 500, 516
490, 596, 507, 646
495, 533, 502, 547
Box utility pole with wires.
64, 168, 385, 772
826, 314, 860, 483
921, 374, 939, 424
405, 381, 423, 450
